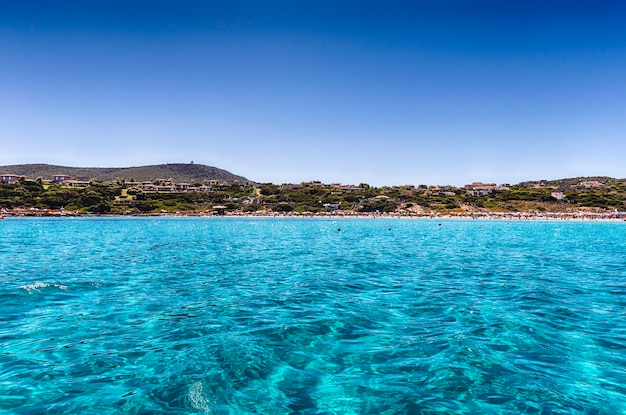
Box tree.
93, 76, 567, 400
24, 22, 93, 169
273, 204, 294, 212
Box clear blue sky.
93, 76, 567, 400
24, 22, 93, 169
2, 1, 625, 186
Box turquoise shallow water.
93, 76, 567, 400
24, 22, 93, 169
1, 217, 626, 414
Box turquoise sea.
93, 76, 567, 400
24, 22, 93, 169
1, 217, 626, 414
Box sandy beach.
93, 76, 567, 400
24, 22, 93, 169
2, 207, 624, 221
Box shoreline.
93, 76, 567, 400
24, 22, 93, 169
2, 208, 625, 222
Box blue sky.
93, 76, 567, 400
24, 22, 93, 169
1, 1, 625, 186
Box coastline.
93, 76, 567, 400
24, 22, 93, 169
2, 207, 625, 221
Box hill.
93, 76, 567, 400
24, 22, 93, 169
0, 163, 253, 184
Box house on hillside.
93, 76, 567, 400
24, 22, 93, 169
281, 184, 303, 190
135, 181, 154, 189
1, 174, 22, 184
341, 185, 360, 192
392, 184, 415, 190
153, 179, 173, 186
465, 182, 509, 196
240, 196, 258, 205
142, 184, 158, 191
157, 185, 176, 192
304, 180, 323, 186
467, 189, 492, 197
64, 180, 91, 188
54, 175, 72, 184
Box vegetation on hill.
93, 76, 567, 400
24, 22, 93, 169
1, 176, 625, 215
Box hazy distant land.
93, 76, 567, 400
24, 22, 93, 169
0, 163, 252, 185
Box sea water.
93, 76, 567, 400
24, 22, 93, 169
1, 217, 625, 414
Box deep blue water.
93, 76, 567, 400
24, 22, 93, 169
1, 217, 626, 414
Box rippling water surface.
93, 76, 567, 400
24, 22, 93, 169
1, 217, 626, 414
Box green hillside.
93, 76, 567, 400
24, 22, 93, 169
0, 163, 253, 184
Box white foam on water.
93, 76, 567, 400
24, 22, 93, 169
188, 381, 211, 413
19, 282, 68, 293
